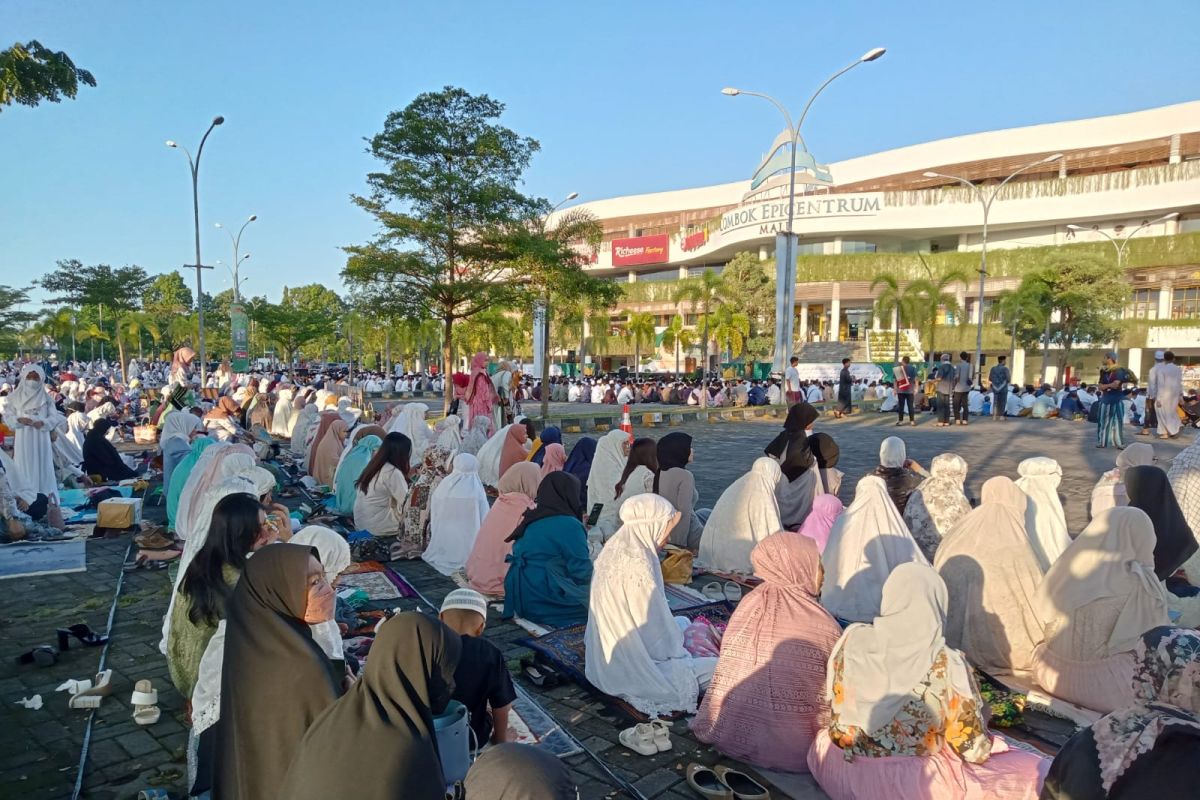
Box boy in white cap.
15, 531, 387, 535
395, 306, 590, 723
439, 588, 515, 746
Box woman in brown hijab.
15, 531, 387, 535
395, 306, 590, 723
281, 612, 462, 800
311, 418, 349, 487
214, 543, 340, 800
305, 411, 340, 475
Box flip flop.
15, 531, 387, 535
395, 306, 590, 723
723, 582, 742, 602
701, 582, 724, 601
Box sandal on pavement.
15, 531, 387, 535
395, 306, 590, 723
701, 582, 724, 602
522, 665, 551, 687
713, 765, 771, 800
122, 555, 171, 572
647, 719, 672, 752
57, 623, 109, 651
619, 723, 659, 756
723, 582, 742, 602
69, 669, 114, 710
15, 645, 57, 667
685, 764, 733, 799
131, 679, 160, 726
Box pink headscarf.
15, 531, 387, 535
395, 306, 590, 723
177, 443, 256, 539
539, 443, 566, 478
465, 462, 541, 596
796, 493, 844, 553
690, 533, 843, 772
499, 425, 528, 478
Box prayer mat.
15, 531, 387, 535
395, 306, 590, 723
694, 568, 762, 590
520, 601, 735, 723
338, 561, 418, 601
506, 685, 582, 758
451, 570, 503, 602
665, 583, 708, 611
0, 539, 87, 579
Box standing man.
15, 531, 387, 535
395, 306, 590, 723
1156, 350, 1184, 439
935, 353, 955, 427
894, 356, 916, 426
989, 354, 1011, 422
835, 358, 853, 419
784, 356, 802, 405
953, 351, 973, 426
1140, 350, 1164, 437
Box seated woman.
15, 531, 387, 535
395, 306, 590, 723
1041, 626, 1200, 800
654, 432, 705, 550
821, 475, 929, 623
809, 432, 844, 495
498, 423, 530, 479
280, 613, 461, 800
764, 402, 820, 528
333, 428, 383, 517
587, 429, 633, 541
290, 525, 352, 664
872, 436, 927, 515
902, 453, 973, 562
585, 494, 716, 717
423, 453, 490, 576
289, 402, 319, 458
692, 533, 842, 772
82, 419, 139, 481
527, 425, 561, 466
563, 437, 596, 508
1089, 442, 1154, 520
1015, 456, 1071, 571
797, 493, 844, 553
203, 397, 244, 442
697, 457, 783, 574
349, 432, 411, 560
1030, 507, 1171, 714
396, 444, 452, 560
593, 436, 656, 544
466, 462, 541, 596
808, 563, 1047, 800
1125, 465, 1200, 623
159, 407, 205, 494
215, 543, 341, 800
311, 418, 349, 487
934, 477, 1045, 674
539, 443, 566, 477
503, 473, 592, 627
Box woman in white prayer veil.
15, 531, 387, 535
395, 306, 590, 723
459, 415, 491, 457
1014, 456, 1071, 571
290, 403, 319, 457
1089, 442, 1154, 520
422, 453, 490, 576
386, 403, 432, 461
697, 457, 783, 573
585, 494, 717, 718
433, 414, 463, 453
2, 365, 59, 504
270, 385, 296, 437
820, 475, 929, 623
478, 416, 527, 488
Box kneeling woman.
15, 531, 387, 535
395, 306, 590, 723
585, 494, 717, 718
808, 564, 1047, 800
503, 473, 593, 627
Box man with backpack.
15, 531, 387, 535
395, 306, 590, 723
894, 356, 917, 426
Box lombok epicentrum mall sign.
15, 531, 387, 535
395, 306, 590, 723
719, 192, 885, 235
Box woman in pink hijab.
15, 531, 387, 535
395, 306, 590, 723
691, 533, 843, 772
466, 462, 541, 596
539, 443, 566, 478
464, 352, 497, 436
498, 424, 529, 479
796, 493, 845, 553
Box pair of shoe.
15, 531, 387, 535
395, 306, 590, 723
701, 582, 742, 602
522, 662, 563, 688
619, 720, 671, 755
685, 764, 770, 799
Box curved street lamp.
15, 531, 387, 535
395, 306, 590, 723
215, 214, 258, 302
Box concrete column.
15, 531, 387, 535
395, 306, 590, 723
799, 301, 809, 340
679, 265, 688, 279
831, 236, 844, 255
1128, 348, 1144, 382
628, 271, 637, 282
1158, 280, 1173, 319
1013, 348, 1026, 387
758, 245, 770, 261
830, 284, 842, 343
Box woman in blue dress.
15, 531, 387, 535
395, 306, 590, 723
1097, 352, 1135, 449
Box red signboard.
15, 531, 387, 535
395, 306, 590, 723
611, 234, 670, 266
681, 229, 708, 252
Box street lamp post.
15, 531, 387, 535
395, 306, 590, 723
722, 47, 886, 373
922, 153, 1063, 383
70, 312, 77, 364
215, 215, 257, 303
539, 191, 580, 421
166, 115, 224, 384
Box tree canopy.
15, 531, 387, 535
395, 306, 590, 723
40, 260, 147, 310
0, 40, 96, 112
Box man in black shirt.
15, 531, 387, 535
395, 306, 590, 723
440, 589, 516, 747
835, 358, 853, 418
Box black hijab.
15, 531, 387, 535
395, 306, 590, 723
764, 403, 818, 481
280, 613, 462, 800
1125, 465, 1198, 579
464, 742, 577, 800
507, 472, 584, 542
82, 419, 138, 481
809, 432, 840, 469
216, 543, 340, 800
654, 432, 692, 492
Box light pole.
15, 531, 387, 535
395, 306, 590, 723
215, 215, 257, 303
70, 312, 77, 364
166, 114, 224, 384
539, 191, 580, 421
922, 153, 1062, 382
722, 47, 886, 373
1066, 212, 1179, 271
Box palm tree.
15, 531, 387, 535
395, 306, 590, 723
659, 314, 695, 378
870, 274, 923, 364
587, 313, 613, 359
710, 304, 751, 362
908, 261, 968, 367
673, 268, 723, 377
622, 311, 657, 376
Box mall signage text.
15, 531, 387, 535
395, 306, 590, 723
719, 192, 885, 235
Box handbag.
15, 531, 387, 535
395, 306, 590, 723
659, 545, 694, 585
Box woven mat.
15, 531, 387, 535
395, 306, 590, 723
338, 561, 418, 600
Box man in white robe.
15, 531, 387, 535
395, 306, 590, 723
1156, 350, 1184, 438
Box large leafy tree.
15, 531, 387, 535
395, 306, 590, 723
251, 289, 337, 365
719, 252, 775, 361
343, 86, 540, 413
710, 304, 751, 362
621, 311, 657, 376
0, 41, 95, 112
141, 271, 195, 352
0, 285, 35, 352
40, 260, 147, 311
908, 257, 968, 366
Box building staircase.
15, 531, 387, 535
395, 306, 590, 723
866, 329, 924, 363
795, 341, 858, 363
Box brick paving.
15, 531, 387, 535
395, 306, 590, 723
1, 411, 1191, 799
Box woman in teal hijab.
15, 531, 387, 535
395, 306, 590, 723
335, 426, 386, 517
167, 437, 216, 529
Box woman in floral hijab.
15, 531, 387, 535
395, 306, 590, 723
395, 444, 452, 559
902, 453, 973, 562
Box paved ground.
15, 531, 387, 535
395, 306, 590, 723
1, 410, 1191, 799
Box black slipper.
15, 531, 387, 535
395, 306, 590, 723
15, 645, 57, 667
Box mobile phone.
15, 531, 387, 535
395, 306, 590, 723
586, 503, 603, 527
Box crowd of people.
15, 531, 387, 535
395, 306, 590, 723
7, 344, 1200, 799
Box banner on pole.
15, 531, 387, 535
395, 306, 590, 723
230, 303, 250, 372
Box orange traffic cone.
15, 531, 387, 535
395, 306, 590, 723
621, 404, 634, 440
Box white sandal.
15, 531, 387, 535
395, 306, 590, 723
648, 719, 673, 752
131, 679, 160, 726
723, 582, 742, 602
68, 669, 113, 710
701, 582, 724, 601
619, 723, 659, 756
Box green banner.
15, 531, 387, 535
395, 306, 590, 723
230, 303, 249, 372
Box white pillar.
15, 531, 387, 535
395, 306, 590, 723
1013, 348, 1026, 387
830, 284, 842, 343
1158, 280, 1173, 320
1128, 348, 1144, 382
679, 265, 688, 279
799, 301, 809, 341
628, 270, 637, 282
758, 245, 770, 261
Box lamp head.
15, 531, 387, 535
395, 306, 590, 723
564, 192, 579, 202
1043, 153, 1064, 163
214, 222, 223, 229
248, 214, 258, 222
860, 47, 887, 62
922, 171, 940, 179
241, 253, 251, 261
720, 87, 741, 96
212, 116, 225, 126
1066, 224, 1088, 232
1161, 212, 1180, 221
165, 140, 177, 148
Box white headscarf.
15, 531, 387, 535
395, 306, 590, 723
459, 415, 491, 457
386, 403, 431, 460
820, 475, 930, 623
422, 453, 490, 576
270, 387, 295, 437
290, 404, 319, 456
161, 410, 203, 449
1091, 443, 1155, 520
587, 429, 631, 524
9, 365, 53, 418
1015, 456, 1071, 570
829, 563, 975, 733
476, 422, 513, 487
434, 414, 463, 452
902, 452, 972, 561
697, 457, 782, 573
879, 436, 907, 469
585, 494, 701, 717
292, 525, 352, 660
1035, 506, 1170, 656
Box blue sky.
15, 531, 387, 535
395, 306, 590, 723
3, 0, 1198, 309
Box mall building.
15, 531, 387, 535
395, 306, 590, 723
553, 100, 1200, 385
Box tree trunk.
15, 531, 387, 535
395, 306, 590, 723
675, 340, 680, 379
893, 307, 900, 364
116, 334, 128, 385
1040, 314, 1052, 386
442, 315, 454, 416
700, 310, 709, 408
